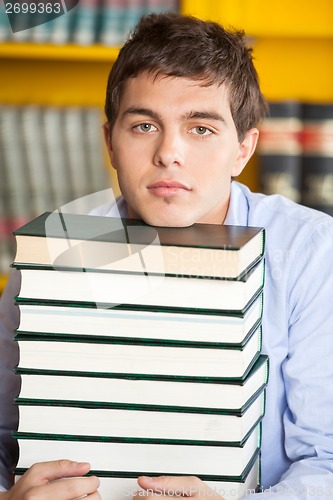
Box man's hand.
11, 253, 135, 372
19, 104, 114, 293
135, 475, 225, 499
0, 460, 100, 499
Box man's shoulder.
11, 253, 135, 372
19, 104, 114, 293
232, 182, 333, 259
236, 182, 332, 233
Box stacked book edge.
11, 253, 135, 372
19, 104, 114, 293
12, 211, 268, 499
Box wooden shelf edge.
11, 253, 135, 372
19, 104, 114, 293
0, 42, 120, 62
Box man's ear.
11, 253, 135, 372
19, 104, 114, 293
103, 122, 116, 168
232, 128, 259, 177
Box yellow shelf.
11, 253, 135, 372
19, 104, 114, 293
0, 46, 116, 107
182, 0, 333, 103
182, 0, 333, 38
0, 42, 120, 62
254, 38, 333, 102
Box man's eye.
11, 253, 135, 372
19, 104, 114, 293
191, 126, 212, 136
135, 123, 157, 133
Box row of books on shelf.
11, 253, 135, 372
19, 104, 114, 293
258, 100, 333, 216
0, 0, 178, 46
12, 211, 268, 498
0, 103, 111, 275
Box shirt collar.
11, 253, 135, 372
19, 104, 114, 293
224, 181, 250, 226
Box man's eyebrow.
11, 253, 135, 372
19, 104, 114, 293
182, 111, 226, 123
121, 108, 226, 123
122, 107, 160, 120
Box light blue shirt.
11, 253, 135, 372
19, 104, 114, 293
1, 181, 333, 497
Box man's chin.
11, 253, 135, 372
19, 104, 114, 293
139, 211, 195, 228
126, 201, 196, 228
151, 221, 194, 228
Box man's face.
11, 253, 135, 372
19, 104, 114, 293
105, 72, 258, 227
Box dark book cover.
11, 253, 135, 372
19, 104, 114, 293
13, 212, 265, 280
301, 103, 333, 216
258, 101, 303, 202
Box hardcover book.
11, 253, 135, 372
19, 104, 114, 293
13, 212, 265, 279
16, 292, 263, 345
301, 103, 333, 216
15, 388, 266, 445
14, 259, 264, 314
258, 101, 303, 202
15, 324, 262, 379
14, 424, 261, 478
15, 454, 261, 500
17, 354, 269, 412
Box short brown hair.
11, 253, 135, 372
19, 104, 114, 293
105, 13, 268, 141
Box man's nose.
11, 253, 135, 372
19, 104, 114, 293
153, 131, 185, 168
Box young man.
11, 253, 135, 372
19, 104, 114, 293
1, 12, 333, 499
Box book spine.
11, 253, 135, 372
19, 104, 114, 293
72, 0, 100, 45
0, 103, 110, 231
258, 101, 303, 203
144, 0, 179, 14
82, 107, 110, 194
98, 0, 148, 47
19, 105, 53, 216
49, 2, 77, 44
0, 106, 32, 232
28, 5, 55, 43
0, 2, 11, 41
301, 103, 333, 216
98, 1, 126, 47
7, 9, 30, 42
41, 106, 73, 209
62, 106, 92, 201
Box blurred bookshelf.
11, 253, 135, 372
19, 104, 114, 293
182, 0, 333, 192
1, 0, 333, 291
0, 0, 179, 291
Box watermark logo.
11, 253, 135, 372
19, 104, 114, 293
44, 189, 166, 309
4, 0, 80, 33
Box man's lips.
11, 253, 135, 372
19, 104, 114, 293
147, 181, 190, 197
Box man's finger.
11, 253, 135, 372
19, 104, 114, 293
42, 475, 100, 500
137, 475, 212, 497
25, 459, 91, 484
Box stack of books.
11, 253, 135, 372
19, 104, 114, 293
12, 211, 268, 499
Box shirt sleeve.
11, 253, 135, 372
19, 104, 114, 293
0, 269, 21, 491
252, 218, 333, 498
